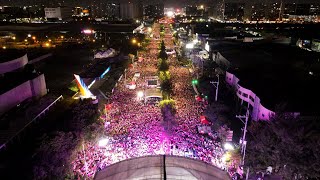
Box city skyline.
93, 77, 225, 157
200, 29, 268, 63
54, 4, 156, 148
1, 0, 320, 7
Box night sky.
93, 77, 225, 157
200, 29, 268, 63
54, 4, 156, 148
0, 0, 320, 7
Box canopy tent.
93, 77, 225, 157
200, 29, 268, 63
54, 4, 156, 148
144, 88, 162, 99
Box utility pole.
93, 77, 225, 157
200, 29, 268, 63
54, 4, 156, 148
210, 74, 220, 102
236, 108, 249, 165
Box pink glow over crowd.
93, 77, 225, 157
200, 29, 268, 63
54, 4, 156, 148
71, 23, 226, 179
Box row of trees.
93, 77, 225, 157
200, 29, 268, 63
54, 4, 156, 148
158, 40, 172, 99
32, 100, 103, 179
157, 39, 176, 130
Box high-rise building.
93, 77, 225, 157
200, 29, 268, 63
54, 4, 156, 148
185, 5, 206, 17
120, 0, 143, 20
310, 4, 320, 16
104, 3, 120, 20
250, 3, 267, 21
44, 6, 73, 21
224, 3, 244, 21
266, 2, 281, 21
143, 4, 164, 19
186, 5, 198, 17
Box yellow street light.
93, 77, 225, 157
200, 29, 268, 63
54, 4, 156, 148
24, 39, 28, 42
45, 43, 50, 47
137, 42, 141, 47
132, 38, 137, 44
92, 39, 96, 42
32, 36, 36, 40
48, 39, 52, 42
12, 36, 16, 40
60, 35, 64, 39
2, 46, 6, 49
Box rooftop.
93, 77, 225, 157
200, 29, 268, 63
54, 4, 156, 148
0, 71, 40, 95
214, 41, 320, 114
94, 155, 230, 180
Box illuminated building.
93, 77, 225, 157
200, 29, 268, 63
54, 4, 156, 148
73, 7, 91, 17
44, 6, 73, 21
250, 3, 267, 21
204, 41, 320, 120
143, 4, 164, 19
120, 0, 143, 20
104, 3, 120, 20
224, 3, 244, 21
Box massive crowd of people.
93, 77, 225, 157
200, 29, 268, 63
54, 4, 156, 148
71, 23, 226, 179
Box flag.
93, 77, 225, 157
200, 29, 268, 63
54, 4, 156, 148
105, 104, 112, 111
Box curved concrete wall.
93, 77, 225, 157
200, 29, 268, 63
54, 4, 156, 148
0, 74, 47, 116
94, 155, 230, 180
0, 54, 28, 74
226, 71, 274, 121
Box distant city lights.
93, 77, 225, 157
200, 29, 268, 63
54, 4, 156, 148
82, 29, 95, 34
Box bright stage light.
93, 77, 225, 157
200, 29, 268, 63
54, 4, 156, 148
167, 11, 174, 17
137, 91, 144, 98
98, 138, 109, 147
224, 143, 234, 150
193, 39, 198, 44
186, 43, 194, 49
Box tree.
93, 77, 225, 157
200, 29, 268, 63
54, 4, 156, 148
159, 71, 170, 82
33, 132, 80, 179
160, 79, 173, 98
158, 40, 168, 60
158, 58, 169, 71
159, 99, 176, 132
246, 113, 320, 179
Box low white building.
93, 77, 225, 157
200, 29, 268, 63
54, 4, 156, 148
44, 7, 73, 21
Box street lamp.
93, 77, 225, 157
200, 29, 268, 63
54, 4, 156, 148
236, 109, 250, 165
210, 74, 220, 102
137, 91, 144, 100
27, 34, 31, 38
132, 38, 137, 44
